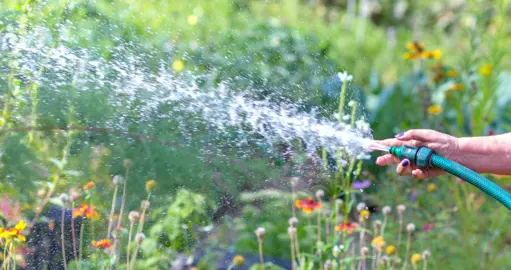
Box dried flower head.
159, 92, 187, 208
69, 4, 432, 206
141, 200, 151, 209
135, 233, 145, 244
315, 189, 325, 200
255, 227, 265, 238
397, 204, 406, 215
145, 179, 157, 193
123, 159, 133, 169
128, 211, 141, 223
59, 193, 69, 204
288, 217, 299, 227
356, 202, 367, 212
112, 175, 122, 185
232, 255, 245, 267
406, 223, 416, 232
360, 246, 369, 256
422, 250, 431, 260
382, 206, 391, 215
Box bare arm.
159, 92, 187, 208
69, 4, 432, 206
457, 133, 511, 174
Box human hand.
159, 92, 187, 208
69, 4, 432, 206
375, 129, 460, 179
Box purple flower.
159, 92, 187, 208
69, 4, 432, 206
422, 223, 434, 231
352, 180, 371, 189
409, 191, 418, 202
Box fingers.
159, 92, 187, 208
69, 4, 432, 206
395, 129, 441, 142
375, 138, 407, 147
376, 154, 400, 166
411, 168, 444, 179
396, 159, 413, 176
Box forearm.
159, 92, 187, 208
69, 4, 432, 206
457, 133, 511, 174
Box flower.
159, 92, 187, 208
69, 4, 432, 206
427, 105, 442, 115
352, 180, 371, 189
73, 204, 99, 219
382, 206, 391, 215
315, 189, 325, 200
421, 50, 442, 59
0, 220, 26, 242
427, 183, 437, 192
288, 217, 299, 227
59, 193, 69, 204
356, 202, 367, 212
386, 245, 396, 255
92, 239, 112, 249
335, 222, 358, 234
135, 233, 145, 244
232, 255, 245, 267
422, 250, 431, 260
333, 245, 340, 257
411, 253, 421, 264
187, 15, 198, 25
406, 223, 416, 232
145, 179, 157, 193
371, 236, 385, 251
360, 246, 369, 255
404, 41, 441, 60
422, 223, 434, 231
397, 204, 406, 214
129, 211, 141, 223
255, 227, 265, 238
450, 83, 463, 91
337, 72, 353, 82
295, 197, 322, 213
479, 64, 492, 76
112, 175, 122, 185
359, 210, 370, 221
446, 70, 458, 77
172, 60, 184, 72
83, 181, 95, 190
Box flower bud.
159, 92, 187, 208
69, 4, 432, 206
382, 206, 391, 215
406, 223, 416, 232
135, 233, 145, 244
397, 204, 406, 215
112, 175, 122, 185
422, 250, 431, 260
315, 189, 325, 200
255, 227, 265, 238
356, 202, 367, 212
360, 246, 369, 256
59, 193, 69, 204
288, 217, 299, 227
141, 200, 150, 209
128, 211, 140, 223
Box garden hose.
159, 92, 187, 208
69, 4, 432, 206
389, 145, 511, 211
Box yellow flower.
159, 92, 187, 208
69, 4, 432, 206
479, 64, 493, 76
145, 179, 157, 193
427, 183, 437, 192
0, 220, 27, 242
446, 70, 458, 77
83, 181, 95, 190
427, 105, 442, 115
232, 255, 245, 267
421, 50, 442, 59
359, 209, 370, 222
386, 245, 396, 255
411, 253, 422, 264
187, 15, 198, 25
450, 83, 463, 91
403, 52, 421, 60
371, 236, 385, 251
172, 60, 184, 72
406, 42, 424, 53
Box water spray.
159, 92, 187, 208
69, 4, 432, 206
378, 144, 511, 210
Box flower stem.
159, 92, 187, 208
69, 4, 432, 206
78, 220, 85, 270
258, 238, 264, 267
116, 168, 130, 232
71, 202, 78, 262
129, 243, 140, 270
317, 209, 323, 270
423, 260, 428, 270
402, 231, 412, 270
107, 184, 119, 239
61, 208, 68, 270
290, 234, 296, 270
127, 221, 134, 267
294, 234, 301, 261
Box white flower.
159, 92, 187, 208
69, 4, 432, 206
382, 206, 391, 215
337, 72, 353, 82
356, 202, 367, 212
406, 223, 416, 232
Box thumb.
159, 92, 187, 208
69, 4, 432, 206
395, 129, 438, 141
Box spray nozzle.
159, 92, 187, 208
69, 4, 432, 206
389, 145, 434, 169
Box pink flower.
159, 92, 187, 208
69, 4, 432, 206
422, 223, 434, 231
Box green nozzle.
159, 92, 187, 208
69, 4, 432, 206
389, 145, 434, 168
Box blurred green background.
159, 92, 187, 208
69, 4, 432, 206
1, 0, 511, 269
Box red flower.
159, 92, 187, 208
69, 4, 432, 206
295, 197, 322, 213
335, 222, 358, 234
73, 204, 99, 219
92, 239, 112, 249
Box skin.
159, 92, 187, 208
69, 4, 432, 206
375, 129, 511, 179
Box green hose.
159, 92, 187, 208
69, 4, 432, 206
389, 145, 511, 211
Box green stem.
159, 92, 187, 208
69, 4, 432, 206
78, 221, 85, 270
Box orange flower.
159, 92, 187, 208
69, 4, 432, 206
83, 181, 95, 190
295, 197, 322, 213
92, 239, 112, 249
450, 83, 463, 91
73, 204, 99, 219
0, 220, 26, 242
335, 222, 358, 234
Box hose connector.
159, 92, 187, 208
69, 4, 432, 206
389, 145, 434, 169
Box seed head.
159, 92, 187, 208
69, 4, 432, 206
315, 189, 325, 200
141, 200, 151, 209
128, 211, 140, 223
112, 175, 122, 185
135, 233, 145, 244
356, 202, 367, 212
422, 250, 431, 260
255, 227, 265, 238
382, 206, 391, 215
59, 193, 69, 204
288, 217, 299, 227
397, 204, 406, 215
360, 246, 369, 256
406, 223, 416, 232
